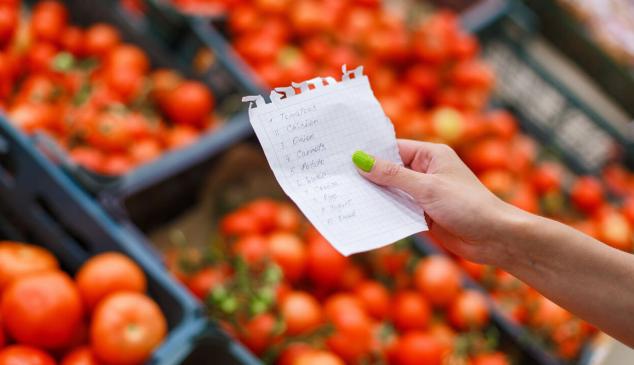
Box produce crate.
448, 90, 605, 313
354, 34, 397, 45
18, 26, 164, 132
0, 114, 259, 365
7, 0, 255, 194
523, 0, 634, 131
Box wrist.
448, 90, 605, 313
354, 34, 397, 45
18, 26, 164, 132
487, 203, 538, 270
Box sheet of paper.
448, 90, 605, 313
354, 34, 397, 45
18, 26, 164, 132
242, 66, 428, 255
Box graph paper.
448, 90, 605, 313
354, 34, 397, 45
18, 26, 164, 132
243, 66, 427, 255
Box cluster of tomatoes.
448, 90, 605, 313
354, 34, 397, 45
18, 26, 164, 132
0, 241, 167, 365
0, 0, 218, 175
168, 198, 512, 365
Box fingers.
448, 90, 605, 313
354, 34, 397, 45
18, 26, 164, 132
397, 139, 454, 173
355, 153, 426, 198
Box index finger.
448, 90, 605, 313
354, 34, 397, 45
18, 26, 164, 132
397, 139, 445, 172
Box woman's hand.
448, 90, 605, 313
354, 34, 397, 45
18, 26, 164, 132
353, 139, 524, 266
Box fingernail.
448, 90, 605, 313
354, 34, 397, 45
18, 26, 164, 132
352, 150, 375, 172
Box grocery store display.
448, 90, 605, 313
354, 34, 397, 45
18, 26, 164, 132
0, 242, 167, 364
0, 0, 219, 176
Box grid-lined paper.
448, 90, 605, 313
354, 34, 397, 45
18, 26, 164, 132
243, 66, 428, 255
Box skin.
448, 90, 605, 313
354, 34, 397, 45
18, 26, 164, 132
355, 139, 634, 347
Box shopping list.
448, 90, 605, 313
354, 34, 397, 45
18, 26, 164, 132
242, 66, 428, 255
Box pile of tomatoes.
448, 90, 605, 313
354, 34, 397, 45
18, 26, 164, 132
168, 198, 512, 365
0, 0, 218, 175
0, 241, 167, 365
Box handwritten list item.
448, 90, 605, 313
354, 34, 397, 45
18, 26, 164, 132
243, 66, 427, 255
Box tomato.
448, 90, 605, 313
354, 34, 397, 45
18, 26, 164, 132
280, 291, 322, 335
0, 4, 17, 47
325, 300, 372, 363
531, 162, 563, 195
448, 290, 489, 330
241, 313, 278, 356
186, 266, 229, 300
354, 280, 390, 320
268, 232, 306, 282
275, 203, 301, 232
452, 32, 479, 60
60, 26, 84, 56
530, 296, 571, 330
463, 138, 510, 173
30, 0, 68, 44
305, 235, 347, 289
61, 346, 100, 365
83, 23, 120, 58
245, 198, 279, 233
451, 61, 494, 90
76, 252, 147, 311
220, 210, 260, 236
105, 44, 149, 75
428, 323, 455, 357
233, 234, 269, 265
0, 241, 59, 291
339, 263, 366, 291
26, 42, 57, 74
0, 346, 56, 365
414, 256, 461, 307
602, 164, 631, 197
100, 154, 134, 176
394, 331, 444, 365
85, 111, 136, 151
290, 0, 332, 35
2, 271, 83, 349
162, 81, 214, 128
165, 125, 199, 149
413, 12, 455, 64
151, 69, 182, 105
405, 65, 439, 97
392, 291, 431, 331
470, 352, 509, 365
570, 177, 604, 215
129, 139, 162, 165
91, 292, 167, 365
277, 343, 313, 365
622, 197, 634, 225
597, 211, 633, 252
103, 67, 144, 102
507, 183, 539, 214
228, 5, 260, 35
485, 110, 517, 140
324, 293, 365, 320
295, 350, 345, 365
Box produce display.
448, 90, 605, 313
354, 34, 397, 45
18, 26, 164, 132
167, 198, 513, 365
0, 0, 219, 176
0, 242, 167, 365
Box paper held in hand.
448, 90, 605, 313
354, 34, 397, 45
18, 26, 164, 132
242, 65, 428, 256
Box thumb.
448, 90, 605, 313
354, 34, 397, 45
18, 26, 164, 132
352, 150, 425, 197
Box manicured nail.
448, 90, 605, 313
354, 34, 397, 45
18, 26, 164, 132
352, 150, 375, 172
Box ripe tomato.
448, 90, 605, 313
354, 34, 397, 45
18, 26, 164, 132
622, 197, 634, 225
412, 12, 455, 64
76, 252, 147, 310
295, 350, 345, 365
463, 138, 510, 174
428, 323, 455, 357
60, 26, 84, 56
290, 0, 332, 35
452, 32, 479, 60
451, 61, 494, 90
405, 65, 439, 97
83, 23, 120, 58
245, 198, 279, 233
275, 203, 301, 232
186, 266, 229, 300
26, 42, 58, 74
281, 291, 321, 335
0, 4, 17, 47
305, 235, 347, 289
240, 313, 278, 356
531, 162, 563, 195
151, 69, 182, 105
220, 210, 260, 236
448, 290, 489, 330
0, 241, 59, 290
485, 110, 517, 140
103, 67, 144, 102
277, 343, 313, 365
61, 346, 100, 365
570, 177, 604, 215
414, 256, 461, 307
530, 296, 571, 330
162, 81, 214, 128
228, 5, 260, 35
394, 331, 444, 365
354, 280, 390, 320
2, 271, 83, 349
268, 232, 306, 282
91, 292, 167, 365
30, 0, 68, 44
105, 44, 149, 75
130, 139, 162, 165
85, 111, 136, 152
392, 291, 431, 332
233, 234, 269, 265
165, 125, 199, 150
100, 154, 134, 176
597, 211, 633, 251
470, 352, 509, 365
0, 346, 56, 365
326, 302, 372, 363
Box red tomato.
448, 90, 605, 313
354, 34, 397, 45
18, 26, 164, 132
105, 44, 149, 74
394, 331, 444, 365
290, 0, 332, 35
414, 256, 461, 307
245, 198, 279, 233
228, 5, 260, 35
8, 102, 57, 134
622, 197, 634, 225
241, 313, 278, 356
130, 139, 162, 165
354, 280, 390, 320
0, 346, 56, 365
405, 65, 439, 97
324, 294, 365, 320
295, 350, 344, 365
412, 12, 456, 64
163, 81, 214, 128
280, 291, 322, 335
30, 0, 68, 44
597, 211, 633, 252
448, 290, 489, 330
326, 301, 372, 363
85, 111, 135, 151
458, 258, 488, 281
570, 177, 604, 215
339, 263, 366, 291
428, 323, 455, 357
76, 252, 147, 311
26, 42, 58, 74
91, 292, 167, 365
2, 271, 83, 349
602, 164, 631, 197
268, 232, 306, 282
60, 26, 84, 56
0, 241, 59, 291
392, 291, 431, 332
83, 23, 120, 58
531, 162, 563, 195
277, 343, 313, 365
275, 203, 301, 232
151, 69, 182, 104
530, 296, 571, 330
463, 138, 510, 173
233, 234, 269, 265
485, 110, 517, 140
452, 32, 479, 60
61, 346, 100, 365
103, 67, 144, 102
507, 183, 539, 214
451, 61, 494, 90
100, 154, 134, 176
165, 125, 199, 150
186, 266, 229, 300
305, 235, 347, 289
470, 352, 510, 365
0, 4, 17, 47
220, 210, 260, 236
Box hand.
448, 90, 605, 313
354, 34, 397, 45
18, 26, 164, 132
353, 139, 524, 266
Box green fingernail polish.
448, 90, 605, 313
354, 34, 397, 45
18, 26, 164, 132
352, 150, 375, 172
